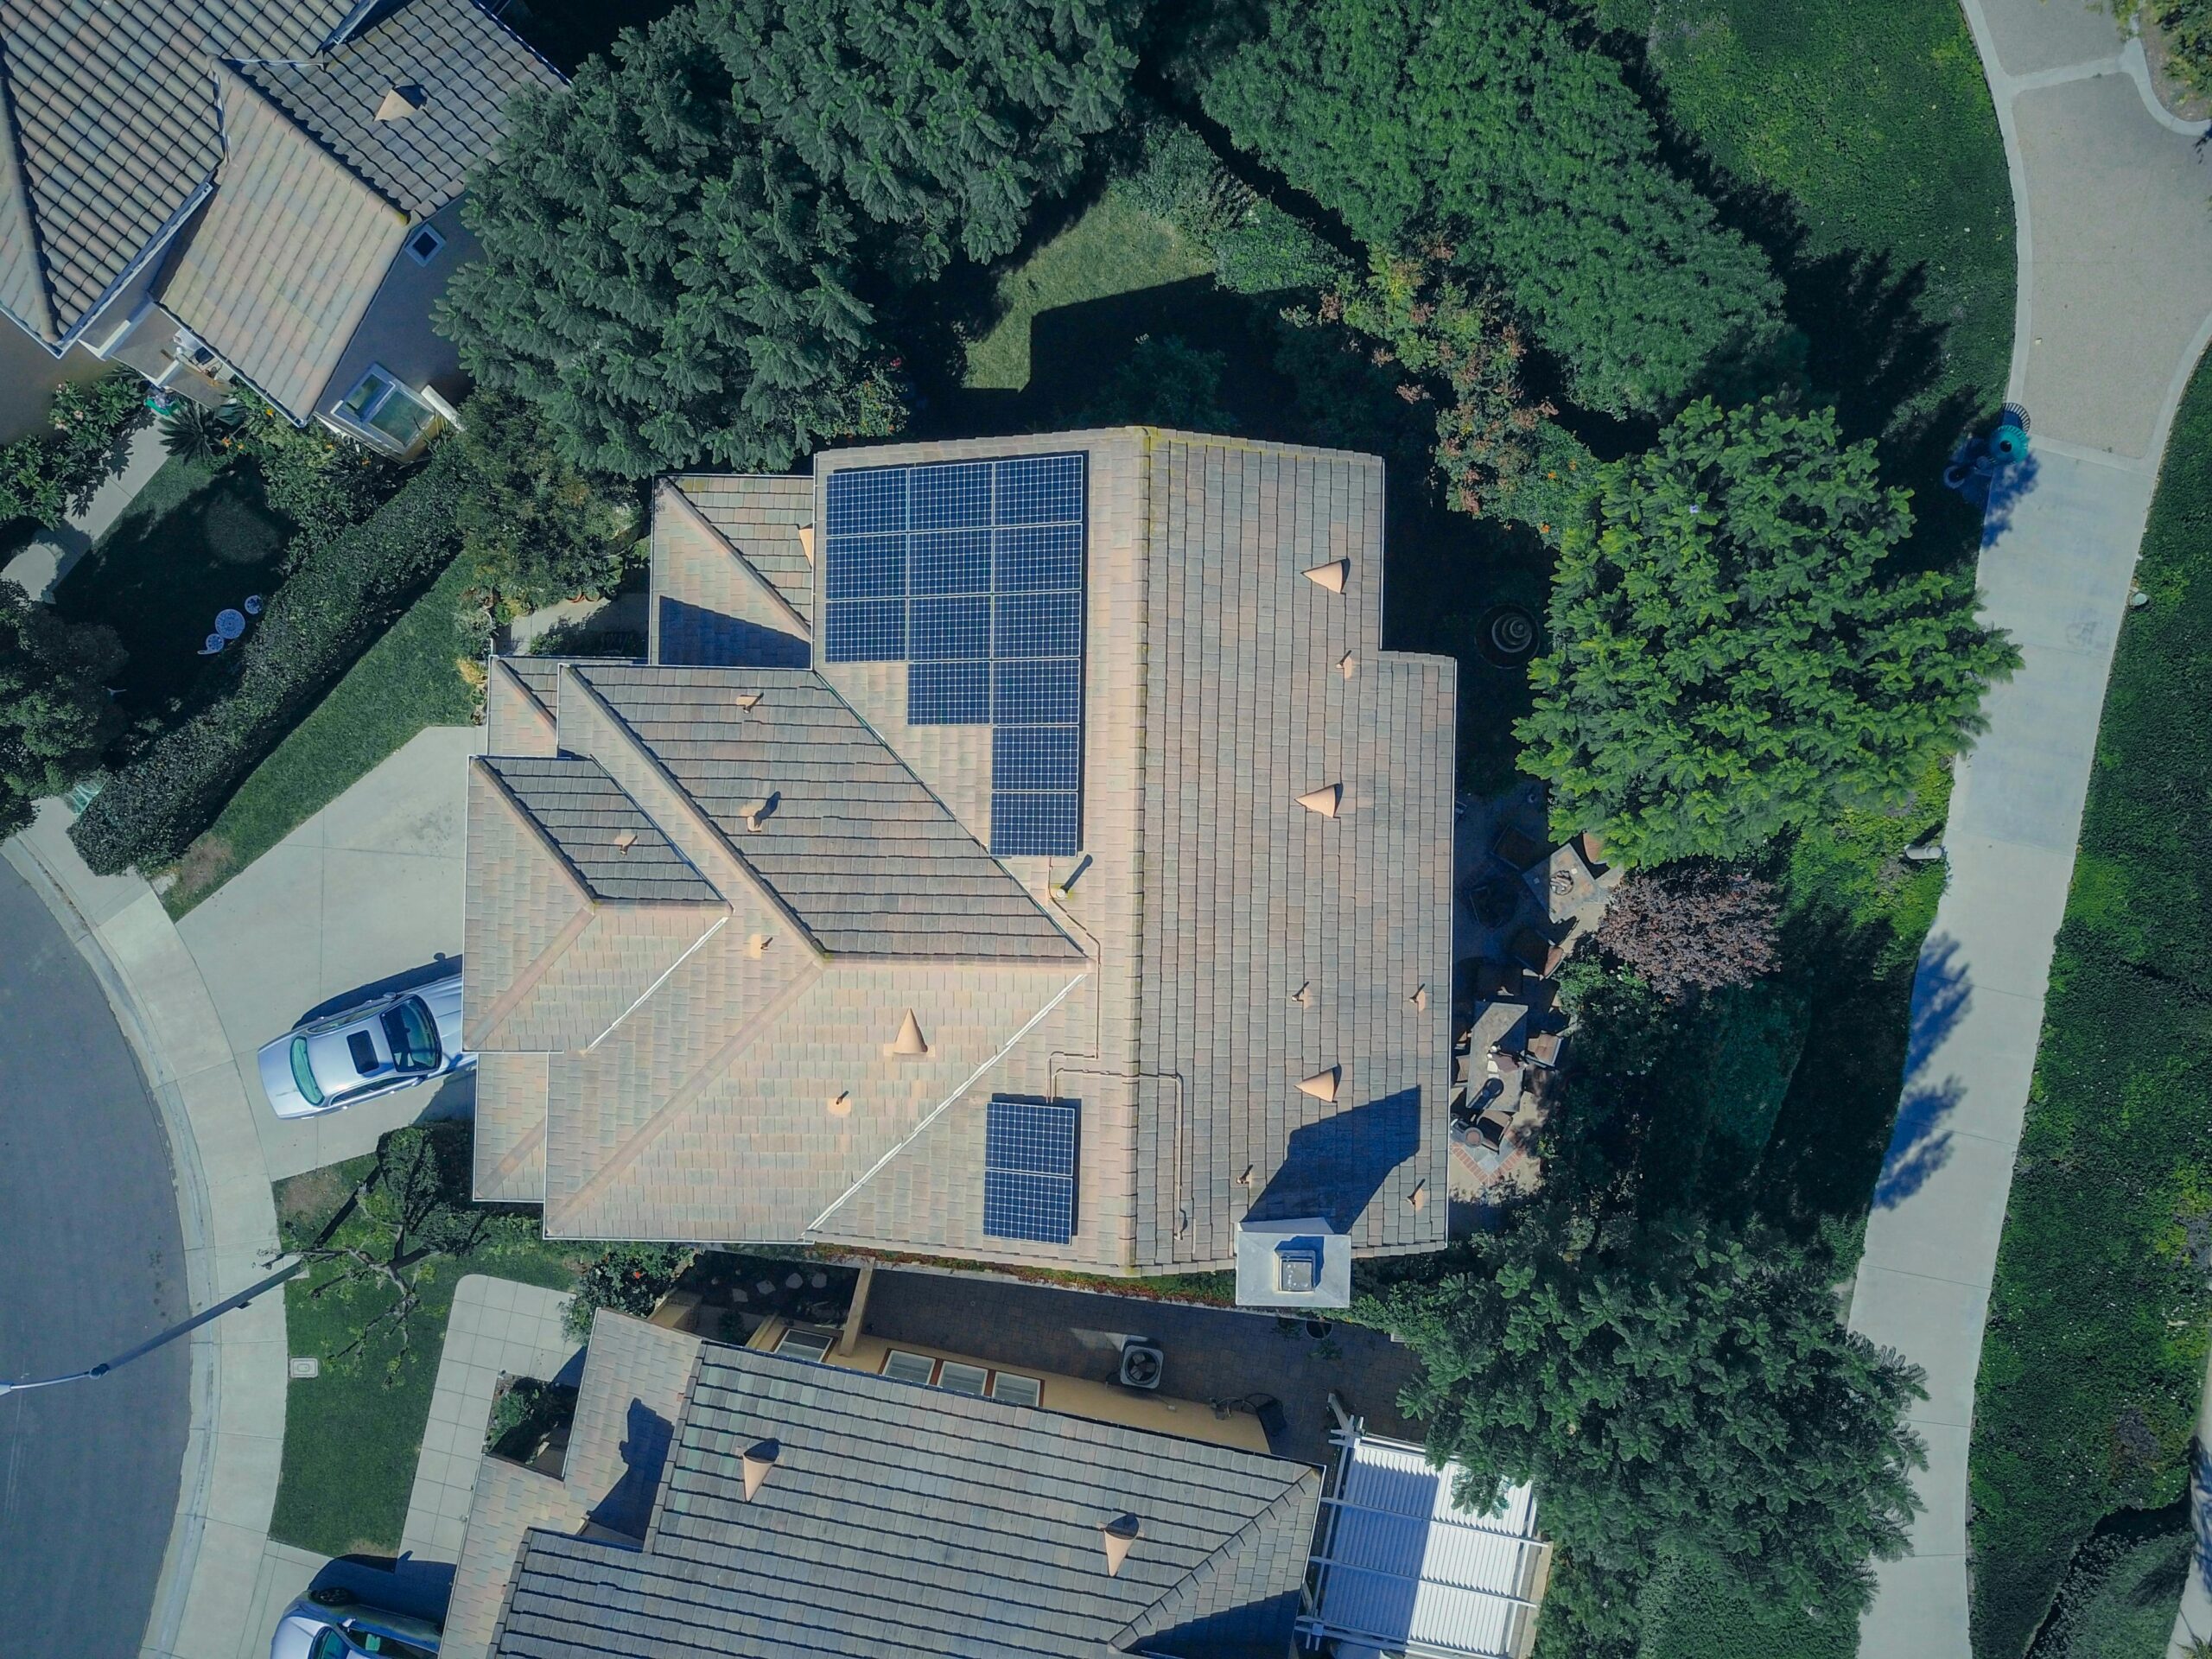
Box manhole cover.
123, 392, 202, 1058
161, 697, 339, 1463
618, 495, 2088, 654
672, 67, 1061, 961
288, 1356, 321, 1380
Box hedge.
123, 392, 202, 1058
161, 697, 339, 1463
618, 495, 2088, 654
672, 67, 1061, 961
1967, 351, 2212, 1656
70, 443, 469, 874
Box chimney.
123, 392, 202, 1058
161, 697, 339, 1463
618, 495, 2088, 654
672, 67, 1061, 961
374, 84, 425, 121
1296, 784, 1342, 818
887, 1010, 929, 1058
1102, 1513, 1141, 1576
741, 1438, 779, 1500
1298, 1067, 1341, 1104
1303, 559, 1349, 594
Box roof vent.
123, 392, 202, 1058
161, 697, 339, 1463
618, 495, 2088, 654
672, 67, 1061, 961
1102, 1512, 1142, 1576
797, 524, 817, 564
734, 692, 762, 710
887, 1010, 929, 1058
611, 830, 639, 854
741, 1438, 779, 1501
748, 932, 772, 957
1297, 784, 1342, 818
1298, 1067, 1341, 1103
1410, 984, 1428, 1010
1303, 559, 1349, 594
375, 84, 426, 121
743, 793, 779, 832
1338, 650, 1357, 679
1408, 1179, 1428, 1211
1290, 981, 1313, 1008
827, 1090, 852, 1118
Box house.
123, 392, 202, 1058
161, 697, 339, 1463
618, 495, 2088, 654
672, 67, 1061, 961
441, 1306, 1324, 1659
464, 429, 1459, 1303
0, 0, 560, 452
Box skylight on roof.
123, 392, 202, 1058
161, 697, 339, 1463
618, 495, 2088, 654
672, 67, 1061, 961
821, 454, 1086, 857
982, 1096, 1077, 1244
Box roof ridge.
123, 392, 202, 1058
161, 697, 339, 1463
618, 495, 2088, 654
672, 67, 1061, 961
1112, 1469, 1319, 1647
656, 479, 813, 640
213, 60, 407, 219
0, 52, 57, 340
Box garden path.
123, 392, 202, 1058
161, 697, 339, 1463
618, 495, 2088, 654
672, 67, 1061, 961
1847, 4, 2212, 1656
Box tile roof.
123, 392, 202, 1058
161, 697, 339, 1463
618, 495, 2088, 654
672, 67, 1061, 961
157, 62, 407, 417
229, 0, 560, 221
484, 1337, 1319, 1659
480, 755, 719, 905
0, 0, 550, 350
675, 472, 814, 622
650, 480, 811, 667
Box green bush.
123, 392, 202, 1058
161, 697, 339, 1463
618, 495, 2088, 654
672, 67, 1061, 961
1970, 352, 2212, 1658
228, 399, 399, 556
0, 372, 146, 527
563, 1243, 693, 1339
456, 390, 642, 613
2024, 1516, 2193, 1659
0, 580, 126, 836
68, 446, 468, 874
1077, 334, 1234, 431
1116, 117, 1348, 295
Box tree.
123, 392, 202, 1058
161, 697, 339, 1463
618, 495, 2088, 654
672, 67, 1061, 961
280, 1124, 537, 1381
0, 580, 124, 836
1596, 862, 1782, 1000
1364, 1206, 1926, 1649
1517, 399, 2017, 865
1203, 0, 1783, 416
0, 371, 147, 527
1077, 334, 1233, 431
442, 0, 1141, 477
563, 1243, 696, 1339
456, 391, 642, 613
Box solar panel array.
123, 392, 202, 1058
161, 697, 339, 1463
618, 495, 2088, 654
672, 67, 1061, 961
982, 1096, 1077, 1245
821, 454, 1085, 857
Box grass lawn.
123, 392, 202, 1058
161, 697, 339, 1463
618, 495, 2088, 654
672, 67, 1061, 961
50, 455, 291, 722
160, 556, 482, 917
1967, 352, 2212, 1658
1624, 0, 2015, 563
270, 1153, 582, 1558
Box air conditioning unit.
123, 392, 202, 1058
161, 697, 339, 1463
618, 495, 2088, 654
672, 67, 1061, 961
1117, 1340, 1164, 1391
171, 328, 229, 380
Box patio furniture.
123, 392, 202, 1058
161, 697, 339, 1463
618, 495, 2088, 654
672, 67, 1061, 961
214, 607, 246, 639
197, 632, 225, 657
243, 594, 264, 616
1509, 926, 1566, 977
1491, 824, 1548, 872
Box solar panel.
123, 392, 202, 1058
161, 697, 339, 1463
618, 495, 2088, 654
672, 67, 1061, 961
983, 1096, 1077, 1243
821, 454, 1085, 848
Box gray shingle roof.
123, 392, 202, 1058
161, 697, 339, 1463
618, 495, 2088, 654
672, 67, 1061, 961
231, 0, 560, 219
486, 1342, 1319, 1659
575, 664, 1079, 961
480, 755, 719, 905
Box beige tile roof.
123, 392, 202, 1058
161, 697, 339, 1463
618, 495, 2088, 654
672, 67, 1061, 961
484, 658, 556, 756
158, 63, 407, 417
472, 1050, 547, 1204
649, 480, 810, 667
466, 429, 1454, 1274
442, 1459, 583, 1659
0, 69, 53, 339
480, 754, 719, 904
673, 472, 814, 622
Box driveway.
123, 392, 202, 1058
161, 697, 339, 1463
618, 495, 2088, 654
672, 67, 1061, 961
1847, 3, 2212, 1654
0, 861, 191, 1659
176, 724, 483, 1179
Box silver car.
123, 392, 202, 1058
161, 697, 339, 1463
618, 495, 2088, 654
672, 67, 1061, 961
256, 971, 472, 1119
269, 1592, 441, 1659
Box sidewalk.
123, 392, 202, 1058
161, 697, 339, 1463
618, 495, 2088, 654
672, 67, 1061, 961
2, 804, 289, 1659
1846, 2, 2212, 1654
1, 420, 168, 599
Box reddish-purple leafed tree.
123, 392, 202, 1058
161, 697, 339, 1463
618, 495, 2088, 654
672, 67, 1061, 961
1595, 862, 1781, 999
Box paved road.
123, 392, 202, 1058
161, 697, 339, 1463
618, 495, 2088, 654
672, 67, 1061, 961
0, 861, 191, 1659
1847, 3, 2212, 1655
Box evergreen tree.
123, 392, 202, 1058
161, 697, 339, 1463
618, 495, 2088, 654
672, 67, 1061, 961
456, 391, 642, 612
442, 0, 1141, 477
1366, 1206, 1926, 1649
0, 580, 124, 836
1516, 399, 2016, 865
1201, 0, 1783, 416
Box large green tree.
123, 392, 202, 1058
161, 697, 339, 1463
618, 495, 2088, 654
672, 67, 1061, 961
442, 0, 1140, 476
1366, 1207, 1925, 1651
1517, 399, 2015, 865
0, 580, 124, 836
455, 391, 641, 612
1202, 0, 1783, 416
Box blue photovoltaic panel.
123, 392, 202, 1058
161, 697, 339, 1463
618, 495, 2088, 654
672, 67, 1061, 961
820, 454, 1084, 852
908, 661, 990, 725
983, 1096, 1077, 1243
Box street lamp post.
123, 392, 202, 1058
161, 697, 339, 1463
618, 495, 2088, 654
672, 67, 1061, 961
0, 1257, 305, 1401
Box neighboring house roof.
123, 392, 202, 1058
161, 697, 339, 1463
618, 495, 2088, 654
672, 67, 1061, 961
0, 0, 356, 344
158, 63, 408, 418
475, 1325, 1321, 1659
465, 429, 1457, 1272
228, 0, 559, 219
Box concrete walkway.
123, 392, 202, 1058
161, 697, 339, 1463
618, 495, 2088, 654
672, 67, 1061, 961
1, 420, 168, 600
1847, 4, 2212, 1656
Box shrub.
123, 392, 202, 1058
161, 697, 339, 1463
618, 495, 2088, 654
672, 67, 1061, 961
563, 1243, 694, 1340
1595, 863, 1782, 1001
0, 371, 147, 526
455, 391, 641, 613
0, 580, 126, 835
1116, 116, 1348, 295
158, 401, 245, 467
486, 1377, 578, 1459
68, 446, 469, 874
1078, 335, 1234, 431
229, 399, 399, 556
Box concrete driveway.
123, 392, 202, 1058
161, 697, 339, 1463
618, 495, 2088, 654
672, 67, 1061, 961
176, 725, 482, 1180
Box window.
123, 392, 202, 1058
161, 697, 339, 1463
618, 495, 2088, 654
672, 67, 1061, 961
334, 364, 435, 451
309, 1632, 349, 1659
404, 224, 444, 265
988, 1371, 1041, 1408
937, 1361, 988, 1396
288, 1037, 324, 1106
776, 1326, 833, 1362
381, 997, 441, 1071
880, 1350, 936, 1386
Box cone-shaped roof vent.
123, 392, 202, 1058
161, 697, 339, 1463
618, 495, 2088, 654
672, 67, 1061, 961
1298, 784, 1342, 818
1303, 559, 1349, 594
1408, 1179, 1428, 1211
375, 84, 425, 120
888, 1010, 929, 1057
1339, 649, 1357, 679
1102, 1512, 1141, 1576
1298, 1066, 1341, 1103
797, 524, 817, 564
741, 1438, 779, 1500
